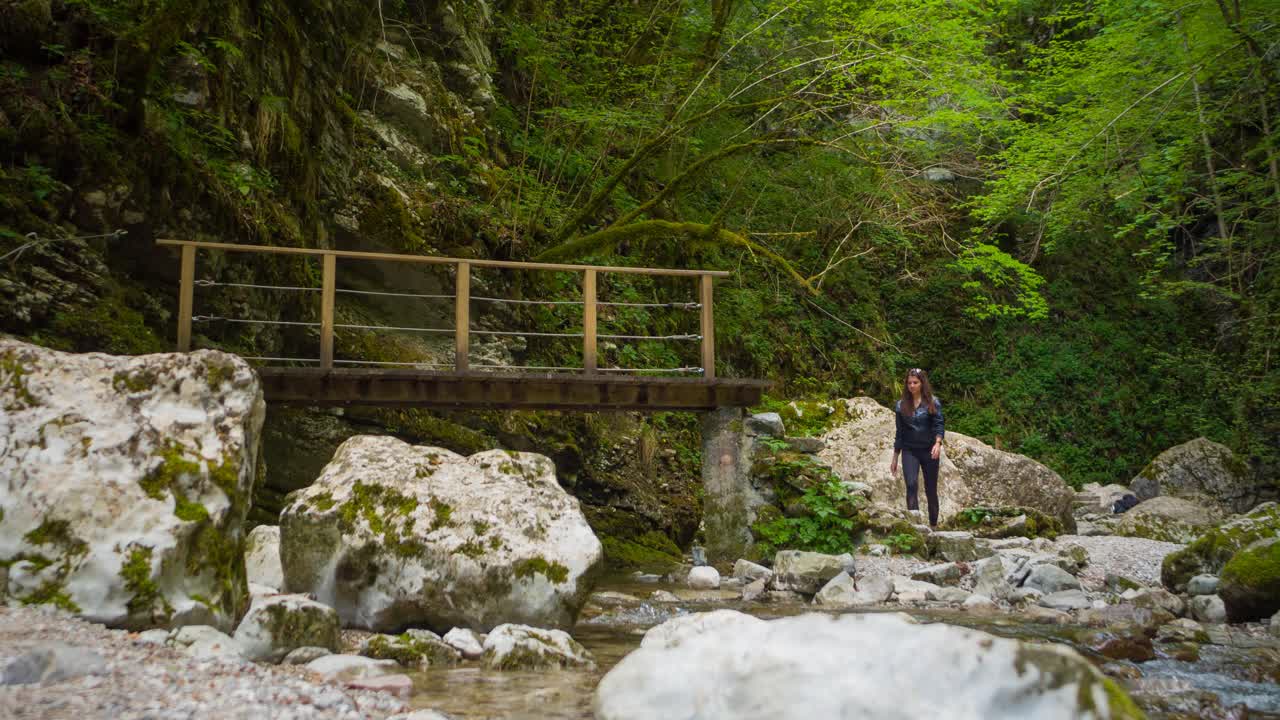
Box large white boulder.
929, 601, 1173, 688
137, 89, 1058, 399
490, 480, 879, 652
1130, 437, 1260, 513
594, 613, 1141, 720
0, 340, 264, 631
280, 436, 603, 632
1112, 496, 1225, 543
818, 398, 1076, 531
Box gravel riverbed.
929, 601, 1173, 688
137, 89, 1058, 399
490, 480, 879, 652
0, 606, 410, 720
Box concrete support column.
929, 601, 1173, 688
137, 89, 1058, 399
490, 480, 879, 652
701, 407, 751, 565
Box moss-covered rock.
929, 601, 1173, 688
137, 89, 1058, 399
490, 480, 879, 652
1218, 536, 1280, 623
1130, 437, 1261, 514
1161, 502, 1280, 590
940, 506, 1064, 539
360, 629, 462, 669
233, 593, 340, 663
818, 398, 1078, 533
1112, 496, 1225, 544
280, 436, 603, 633
480, 623, 595, 671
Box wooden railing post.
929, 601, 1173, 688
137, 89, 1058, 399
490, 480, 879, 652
177, 244, 196, 351
583, 269, 597, 374
699, 274, 715, 379
455, 261, 470, 373
320, 253, 336, 370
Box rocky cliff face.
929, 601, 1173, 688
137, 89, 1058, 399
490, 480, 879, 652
0, 1, 699, 562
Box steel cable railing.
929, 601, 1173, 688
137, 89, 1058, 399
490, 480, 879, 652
186, 267, 710, 376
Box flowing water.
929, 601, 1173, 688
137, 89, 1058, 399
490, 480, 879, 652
405, 576, 1280, 719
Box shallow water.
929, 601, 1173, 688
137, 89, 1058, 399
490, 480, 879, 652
406, 577, 1280, 720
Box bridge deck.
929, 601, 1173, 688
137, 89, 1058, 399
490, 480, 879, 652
259, 368, 770, 411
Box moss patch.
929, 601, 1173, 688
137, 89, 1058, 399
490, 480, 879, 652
204, 360, 236, 389
1161, 503, 1280, 589
514, 556, 570, 584
428, 496, 452, 531
140, 442, 202, 500
750, 397, 849, 437
941, 506, 1063, 539
1219, 537, 1280, 622
112, 368, 158, 394
599, 530, 682, 569
121, 546, 170, 624
310, 491, 337, 512
1, 350, 37, 410
334, 481, 423, 558
23, 518, 89, 555
21, 580, 81, 613
362, 631, 459, 668
174, 497, 210, 522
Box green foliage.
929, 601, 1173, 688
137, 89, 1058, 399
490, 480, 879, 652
882, 532, 921, 555
752, 478, 865, 557
751, 397, 849, 438
948, 244, 1048, 321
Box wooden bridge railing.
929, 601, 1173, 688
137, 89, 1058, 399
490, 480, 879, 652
157, 240, 729, 379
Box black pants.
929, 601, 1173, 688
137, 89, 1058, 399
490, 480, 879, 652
901, 446, 940, 526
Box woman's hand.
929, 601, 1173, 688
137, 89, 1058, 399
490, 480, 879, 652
889, 457, 898, 474
931, 442, 941, 460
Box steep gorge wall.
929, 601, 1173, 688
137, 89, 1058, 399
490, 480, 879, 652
0, 0, 706, 566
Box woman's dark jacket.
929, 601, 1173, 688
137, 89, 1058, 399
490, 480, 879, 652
893, 398, 945, 450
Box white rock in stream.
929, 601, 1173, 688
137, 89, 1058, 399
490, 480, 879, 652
244, 525, 283, 591
768, 550, 854, 594
280, 436, 603, 632
0, 340, 264, 631
481, 623, 595, 670
813, 572, 893, 607
305, 654, 400, 680
443, 627, 485, 659
232, 593, 340, 663
687, 566, 721, 590
595, 613, 1141, 720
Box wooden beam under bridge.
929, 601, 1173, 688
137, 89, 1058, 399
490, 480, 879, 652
258, 368, 770, 412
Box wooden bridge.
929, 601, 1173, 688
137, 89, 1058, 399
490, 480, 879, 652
159, 240, 770, 411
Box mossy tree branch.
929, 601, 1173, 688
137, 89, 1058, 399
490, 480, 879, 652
609, 137, 816, 230
548, 95, 791, 245
534, 220, 816, 294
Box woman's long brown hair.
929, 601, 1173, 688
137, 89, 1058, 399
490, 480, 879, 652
899, 368, 937, 416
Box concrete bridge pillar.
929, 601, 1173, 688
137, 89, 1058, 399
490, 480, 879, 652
700, 407, 754, 565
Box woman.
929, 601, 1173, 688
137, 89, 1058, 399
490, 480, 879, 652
889, 368, 945, 527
